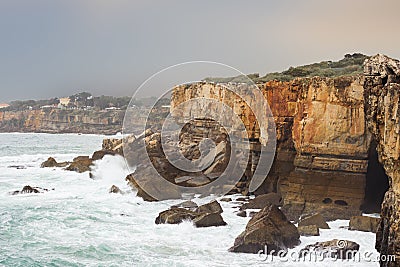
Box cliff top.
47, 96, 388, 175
204, 53, 368, 84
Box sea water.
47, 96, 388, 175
0, 133, 380, 267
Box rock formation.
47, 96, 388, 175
155, 200, 227, 227
0, 109, 125, 134
170, 77, 373, 221
229, 204, 300, 254
364, 54, 400, 266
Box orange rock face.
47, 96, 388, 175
171, 76, 372, 220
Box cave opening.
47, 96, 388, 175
362, 140, 390, 214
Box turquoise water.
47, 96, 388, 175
0, 133, 379, 267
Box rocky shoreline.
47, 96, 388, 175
35, 54, 400, 265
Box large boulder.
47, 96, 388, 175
349, 215, 380, 233
195, 200, 223, 214
298, 213, 330, 229
155, 208, 198, 224
155, 200, 227, 227
229, 204, 300, 254
240, 193, 283, 210
193, 213, 226, 227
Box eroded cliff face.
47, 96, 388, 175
171, 77, 372, 220
0, 109, 125, 134
284, 76, 371, 220
364, 54, 400, 266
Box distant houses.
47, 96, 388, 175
0, 103, 10, 109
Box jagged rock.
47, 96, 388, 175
126, 173, 181, 201
193, 213, 226, 227
299, 239, 360, 260
66, 158, 93, 173
40, 157, 69, 168
73, 156, 90, 162
91, 150, 118, 161
195, 200, 223, 214
109, 185, 122, 194
229, 205, 300, 254
298, 225, 320, 236
349, 215, 380, 233
155, 200, 227, 227
240, 193, 282, 210
236, 210, 246, 217
364, 54, 400, 265
298, 213, 330, 229
220, 197, 232, 202
155, 208, 198, 224
10, 185, 51, 195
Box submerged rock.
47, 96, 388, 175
229, 204, 300, 254
109, 185, 122, 194
10, 185, 51, 195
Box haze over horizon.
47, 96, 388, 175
1, 0, 399, 102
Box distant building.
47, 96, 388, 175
0, 103, 10, 109
59, 97, 71, 107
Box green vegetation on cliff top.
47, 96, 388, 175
204, 53, 368, 84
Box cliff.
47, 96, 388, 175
171, 76, 373, 220
364, 54, 400, 266
0, 109, 125, 134
103, 54, 400, 264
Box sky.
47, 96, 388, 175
0, 0, 399, 102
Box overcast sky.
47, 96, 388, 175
0, 0, 399, 102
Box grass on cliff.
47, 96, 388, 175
204, 53, 368, 84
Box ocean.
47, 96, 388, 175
0, 133, 380, 267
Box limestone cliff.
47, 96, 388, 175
364, 54, 400, 266
171, 77, 372, 220
0, 109, 126, 134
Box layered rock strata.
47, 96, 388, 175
364, 54, 400, 266
171, 77, 371, 220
